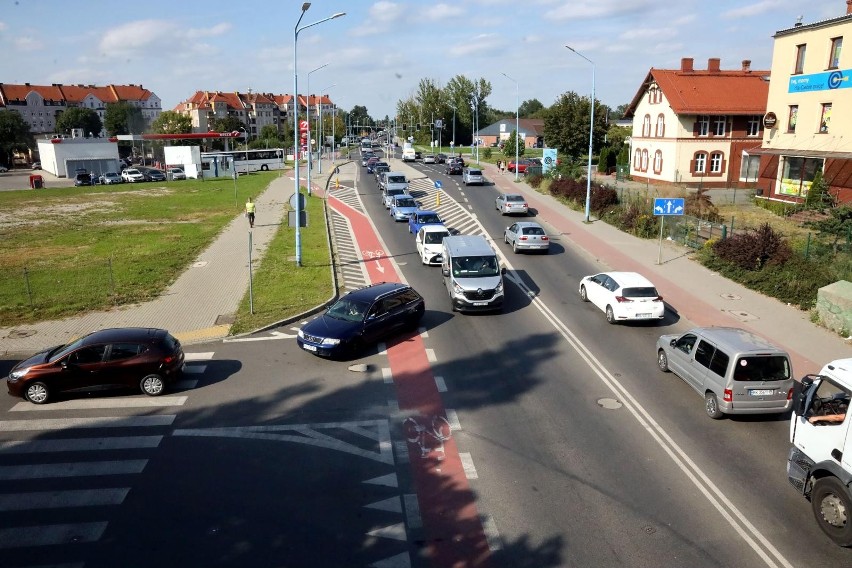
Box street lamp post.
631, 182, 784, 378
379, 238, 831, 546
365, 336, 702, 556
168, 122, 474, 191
318, 84, 335, 174
239, 126, 249, 161
305, 62, 329, 197
501, 72, 520, 182
567, 45, 596, 223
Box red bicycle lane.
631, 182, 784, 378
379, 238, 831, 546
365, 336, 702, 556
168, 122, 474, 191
329, 195, 493, 568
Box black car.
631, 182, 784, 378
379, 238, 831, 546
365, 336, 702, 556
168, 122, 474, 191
436, 153, 448, 163
74, 173, 95, 186
297, 282, 425, 358
445, 160, 463, 175
6, 327, 185, 404
414, 151, 423, 161
143, 169, 167, 182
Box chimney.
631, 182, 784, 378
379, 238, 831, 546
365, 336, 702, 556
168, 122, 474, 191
708, 58, 721, 72
681, 57, 694, 72
742, 59, 752, 72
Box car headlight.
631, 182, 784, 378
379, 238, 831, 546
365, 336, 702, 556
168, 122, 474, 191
321, 338, 341, 346
495, 281, 504, 294
297, 329, 305, 339
453, 282, 464, 295
9, 366, 31, 381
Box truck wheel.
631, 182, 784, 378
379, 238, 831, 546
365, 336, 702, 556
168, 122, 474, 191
657, 350, 669, 372
811, 477, 852, 546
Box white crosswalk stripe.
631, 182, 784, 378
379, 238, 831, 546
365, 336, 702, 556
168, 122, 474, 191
0, 460, 148, 480
10, 396, 188, 411
0, 436, 163, 454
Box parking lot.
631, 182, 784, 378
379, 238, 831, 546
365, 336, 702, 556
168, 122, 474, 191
0, 168, 75, 191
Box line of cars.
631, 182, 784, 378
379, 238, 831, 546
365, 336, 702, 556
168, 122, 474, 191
73, 166, 186, 186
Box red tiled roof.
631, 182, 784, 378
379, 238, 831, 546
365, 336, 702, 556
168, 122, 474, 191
625, 67, 770, 117
0, 82, 154, 106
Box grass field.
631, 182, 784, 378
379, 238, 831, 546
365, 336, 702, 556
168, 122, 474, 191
0, 174, 274, 326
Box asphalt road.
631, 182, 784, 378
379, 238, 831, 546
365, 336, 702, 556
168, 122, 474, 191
1, 151, 850, 567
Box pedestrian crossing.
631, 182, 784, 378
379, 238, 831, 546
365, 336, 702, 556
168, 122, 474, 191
405, 177, 488, 239
0, 351, 213, 564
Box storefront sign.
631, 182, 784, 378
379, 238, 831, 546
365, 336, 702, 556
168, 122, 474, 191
788, 69, 852, 93
763, 112, 777, 129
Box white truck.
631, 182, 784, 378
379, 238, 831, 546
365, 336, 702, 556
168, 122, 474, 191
788, 358, 852, 546
402, 142, 415, 162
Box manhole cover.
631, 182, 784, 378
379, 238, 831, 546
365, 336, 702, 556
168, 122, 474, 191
596, 397, 623, 410
215, 313, 236, 325
725, 309, 758, 322
720, 293, 741, 300
192, 261, 208, 268
7, 329, 36, 339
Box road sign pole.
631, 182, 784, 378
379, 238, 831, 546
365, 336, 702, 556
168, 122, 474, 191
657, 215, 665, 265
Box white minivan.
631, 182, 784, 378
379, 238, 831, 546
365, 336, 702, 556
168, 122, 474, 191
441, 235, 505, 313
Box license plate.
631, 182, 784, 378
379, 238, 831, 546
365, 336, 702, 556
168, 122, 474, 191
635, 313, 652, 318
303, 344, 317, 352
750, 389, 774, 396
473, 302, 487, 306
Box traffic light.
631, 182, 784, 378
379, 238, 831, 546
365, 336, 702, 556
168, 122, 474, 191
416, 123, 421, 131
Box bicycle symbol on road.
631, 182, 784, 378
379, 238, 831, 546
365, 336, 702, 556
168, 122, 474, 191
403, 415, 452, 460
362, 249, 385, 260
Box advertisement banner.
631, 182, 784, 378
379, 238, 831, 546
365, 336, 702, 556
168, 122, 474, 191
788, 69, 852, 93
542, 148, 558, 173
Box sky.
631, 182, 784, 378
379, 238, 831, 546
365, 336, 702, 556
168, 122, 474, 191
0, 0, 847, 121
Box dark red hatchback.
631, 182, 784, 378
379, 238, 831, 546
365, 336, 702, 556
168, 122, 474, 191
6, 327, 185, 404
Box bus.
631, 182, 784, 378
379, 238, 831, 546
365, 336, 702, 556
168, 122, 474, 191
200, 148, 285, 176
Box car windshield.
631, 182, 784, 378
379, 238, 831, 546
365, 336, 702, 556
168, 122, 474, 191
452, 255, 499, 278
48, 337, 87, 362
424, 230, 449, 244
622, 286, 659, 298
326, 298, 371, 322
387, 189, 404, 197
506, 195, 524, 202
395, 198, 416, 208
522, 226, 545, 235
468, 170, 482, 175
387, 176, 406, 183
418, 214, 441, 224
734, 356, 791, 381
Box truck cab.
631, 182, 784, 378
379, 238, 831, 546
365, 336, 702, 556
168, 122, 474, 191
788, 358, 852, 546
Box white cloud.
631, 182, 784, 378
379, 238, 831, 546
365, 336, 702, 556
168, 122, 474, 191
185, 22, 231, 39
449, 33, 502, 57
0, 21, 7, 31
419, 3, 465, 22
369, 1, 405, 24
722, 1, 775, 19
14, 36, 43, 51
547, 0, 655, 20
100, 20, 176, 52
619, 28, 676, 41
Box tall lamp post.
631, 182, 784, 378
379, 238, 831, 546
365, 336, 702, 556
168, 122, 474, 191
318, 84, 335, 174
305, 62, 329, 197
293, 4, 344, 266
239, 126, 249, 160
566, 45, 596, 223
501, 72, 520, 182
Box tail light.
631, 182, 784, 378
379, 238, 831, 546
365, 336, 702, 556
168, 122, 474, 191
163, 355, 175, 364
787, 388, 793, 400
541, 236, 549, 241
615, 296, 633, 303
519, 236, 528, 241
724, 388, 733, 402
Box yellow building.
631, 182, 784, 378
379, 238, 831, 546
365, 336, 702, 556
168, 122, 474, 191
757, 2, 852, 204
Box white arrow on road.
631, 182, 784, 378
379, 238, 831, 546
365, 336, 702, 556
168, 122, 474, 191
223, 330, 297, 343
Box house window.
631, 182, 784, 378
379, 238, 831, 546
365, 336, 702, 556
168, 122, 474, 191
795, 44, 807, 73
641, 149, 649, 172
694, 152, 707, 174
653, 150, 663, 174
820, 103, 832, 133
642, 114, 651, 137
710, 152, 724, 173
829, 37, 843, 69
747, 115, 760, 136
788, 105, 798, 133
633, 149, 641, 169
697, 115, 709, 136
713, 116, 726, 136
655, 114, 665, 137
780, 156, 824, 197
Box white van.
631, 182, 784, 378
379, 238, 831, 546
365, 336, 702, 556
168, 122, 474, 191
441, 235, 505, 313
402, 147, 416, 162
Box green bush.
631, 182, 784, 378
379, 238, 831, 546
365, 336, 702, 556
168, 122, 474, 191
756, 198, 803, 217
712, 222, 792, 270
604, 198, 660, 238
527, 174, 544, 188
483, 147, 492, 159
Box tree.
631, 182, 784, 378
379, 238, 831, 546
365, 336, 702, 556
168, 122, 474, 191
807, 205, 852, 254
349, 105, 373, 132
0, 111, 33, 167
56, 107, 102, 137
151, 111, 192, 135
542, 90, 607, 159
598, 147, 610, 173
210, 116, 246, 133
609, 103, 629, 121
104, 101, 145, 135
518, 98, 545, 118
606, 124, 631, 150
805, 170, 834, 210
502, 129, 525, 159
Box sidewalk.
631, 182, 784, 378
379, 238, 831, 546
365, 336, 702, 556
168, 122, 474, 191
480, 160, 851, 375
0, 170, 329, 356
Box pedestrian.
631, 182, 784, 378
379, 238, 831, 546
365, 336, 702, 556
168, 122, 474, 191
497, 160, 503, 174
245, 196, 256, 229
500, 160, 506, 175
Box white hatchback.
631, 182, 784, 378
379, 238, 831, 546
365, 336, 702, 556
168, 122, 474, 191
578, 271, 665, 324
416, 225, 451, 265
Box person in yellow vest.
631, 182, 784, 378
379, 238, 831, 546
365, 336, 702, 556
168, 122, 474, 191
245, 197, 256, 228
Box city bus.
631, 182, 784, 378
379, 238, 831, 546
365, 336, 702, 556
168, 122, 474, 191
200, 148, 285, 175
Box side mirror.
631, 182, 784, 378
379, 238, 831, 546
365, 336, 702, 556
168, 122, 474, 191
670, 339, 677, 347
501, 267, 507, 275
793, 375, 817, 416
442, 268, 450, 277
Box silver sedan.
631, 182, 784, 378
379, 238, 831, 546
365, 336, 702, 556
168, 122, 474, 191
495, 193, 529, 216
504, 221, 549, 253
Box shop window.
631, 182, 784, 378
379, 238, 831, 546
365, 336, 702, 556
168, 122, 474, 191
788, 105, 798, 133
819, 103, 832, 133
653, 150, 663, 174
795, 44, 807, 74
829, 37, 843, 69
780, 156, 823, 197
